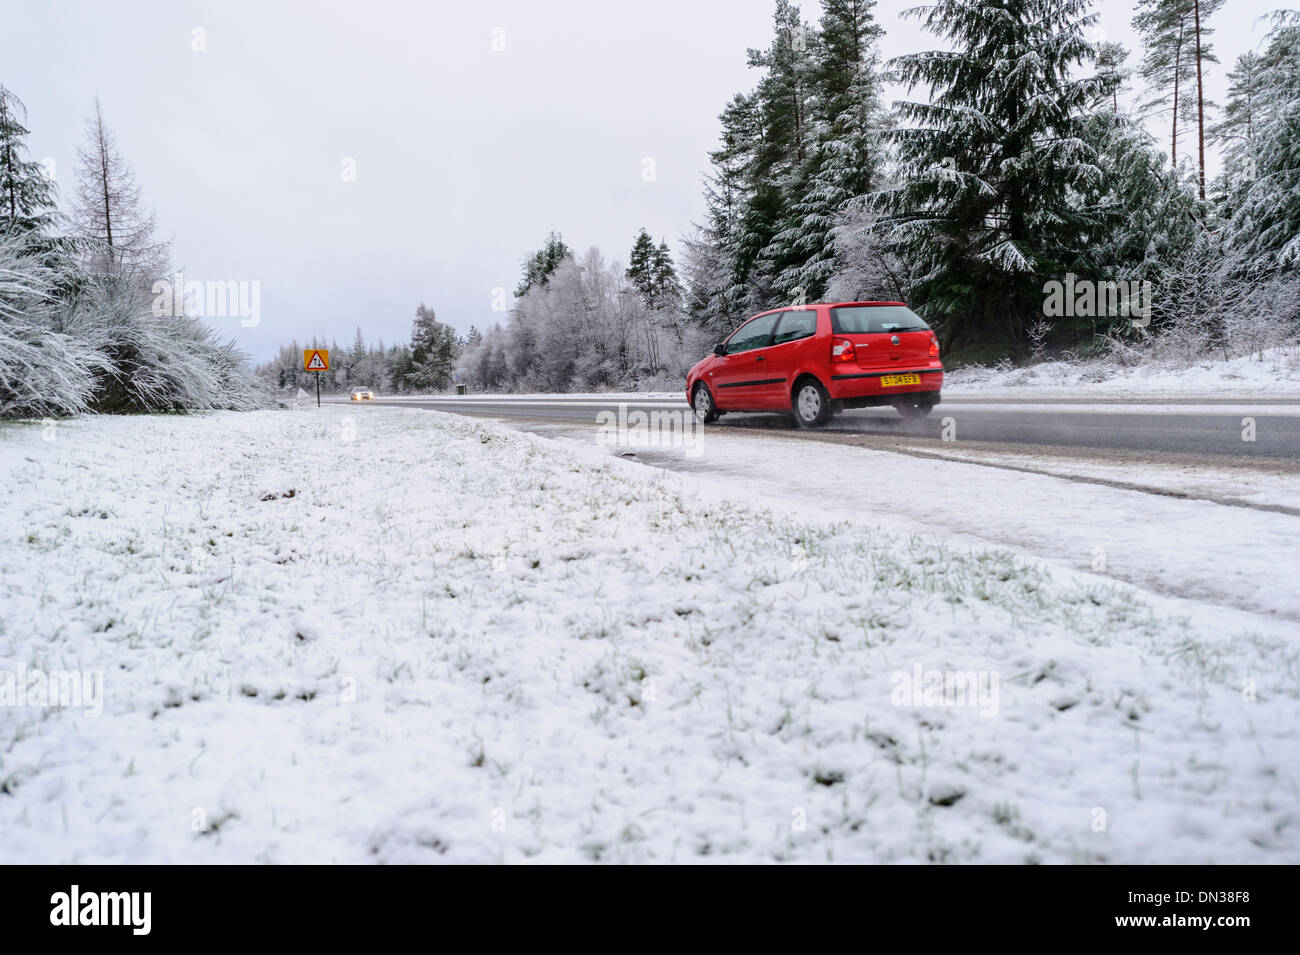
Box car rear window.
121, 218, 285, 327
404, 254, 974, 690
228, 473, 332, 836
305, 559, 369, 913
831, 305, 930, 334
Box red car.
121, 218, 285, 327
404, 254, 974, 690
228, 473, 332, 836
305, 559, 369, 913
686, 302, 943, 428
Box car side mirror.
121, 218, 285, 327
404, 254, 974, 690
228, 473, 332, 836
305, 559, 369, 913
713, 343, 726, 356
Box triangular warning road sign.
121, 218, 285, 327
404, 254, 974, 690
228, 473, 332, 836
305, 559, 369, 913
305, 351, 327, 370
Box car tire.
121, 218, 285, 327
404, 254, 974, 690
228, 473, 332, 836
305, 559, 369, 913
792, 377, 832, 429
692, 382, 719, 424
894, 398, 935, 419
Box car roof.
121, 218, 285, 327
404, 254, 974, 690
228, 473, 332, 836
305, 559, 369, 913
740, 301, 908, 322
826, 301, 907, 307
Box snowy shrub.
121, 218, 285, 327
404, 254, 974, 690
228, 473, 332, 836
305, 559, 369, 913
824, 201, 917, 306
0, 234, 107, 418
1224, 270, 1300, 359
61, 274, 264, 413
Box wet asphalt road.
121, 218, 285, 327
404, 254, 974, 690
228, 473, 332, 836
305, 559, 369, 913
343, 396, 1300, 461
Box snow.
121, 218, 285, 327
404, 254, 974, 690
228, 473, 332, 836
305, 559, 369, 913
1, 406, 1297, 864
567, 425, 1300, 622
900, 445, 1300, 514
944, 346, 1300, 399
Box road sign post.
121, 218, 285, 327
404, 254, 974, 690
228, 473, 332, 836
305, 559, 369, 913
303, 349, 330, 407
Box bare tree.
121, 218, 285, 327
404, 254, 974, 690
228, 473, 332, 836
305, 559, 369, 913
71, 98, 167, 277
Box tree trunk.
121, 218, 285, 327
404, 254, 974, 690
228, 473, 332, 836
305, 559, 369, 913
1, 98, 15, 222
1192, 0, 1207, 199
95, 106, 114, 258
1171, 21, 1184, 167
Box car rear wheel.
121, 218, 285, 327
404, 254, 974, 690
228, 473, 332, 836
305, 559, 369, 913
692, 383, 719, 424
792, 378, 832, 428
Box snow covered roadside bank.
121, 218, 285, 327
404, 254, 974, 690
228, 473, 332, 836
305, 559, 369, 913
1, 408, 1296, 863
944, 346, 1300, 400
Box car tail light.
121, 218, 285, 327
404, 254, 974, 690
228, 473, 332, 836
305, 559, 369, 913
929, 334, 940, 357
830, 338, 856, 363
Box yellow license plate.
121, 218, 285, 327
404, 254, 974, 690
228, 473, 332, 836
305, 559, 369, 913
880, 373, 921, 387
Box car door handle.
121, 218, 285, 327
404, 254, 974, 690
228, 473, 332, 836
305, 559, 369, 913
754, 355, 765, 361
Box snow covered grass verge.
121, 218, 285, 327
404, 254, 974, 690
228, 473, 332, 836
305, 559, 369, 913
1, 407, 1296, 863
946, 345, 1300, 399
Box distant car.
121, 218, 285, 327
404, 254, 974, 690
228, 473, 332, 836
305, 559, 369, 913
685, 301, 943, 428
350, 388, 375, 401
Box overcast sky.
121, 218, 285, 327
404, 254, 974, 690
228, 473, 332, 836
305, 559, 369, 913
6, 0, 1281, 360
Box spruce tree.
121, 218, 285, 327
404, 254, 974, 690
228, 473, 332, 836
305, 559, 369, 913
743, 1, 819, 306
626, 228, 657, 305
688, 92, 765, 334
1095, 43, 1133, 113
1077, 109, 1204, 331
1226, 14, 1300, 271
514, 232, 571, 296
770, 0, 886, 300
878, 0, 1104, 351
409, 302, 458, 390
651, 240, 682, 307
1210, 51, 1264, 202
0, 85, 58, 240
686, 3, 821, 327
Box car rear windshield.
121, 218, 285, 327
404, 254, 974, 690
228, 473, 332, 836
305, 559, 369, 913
831, 305, 930, 334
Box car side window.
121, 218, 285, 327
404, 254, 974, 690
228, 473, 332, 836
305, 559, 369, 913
772, 309, 817, 345
725, 313, 779, 354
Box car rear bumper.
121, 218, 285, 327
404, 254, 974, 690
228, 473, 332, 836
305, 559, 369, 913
828, 365, 943, 402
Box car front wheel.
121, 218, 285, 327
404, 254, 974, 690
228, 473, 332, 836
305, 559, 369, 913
792, 378, 832, 428
693, 383, 719, 423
